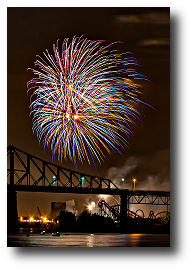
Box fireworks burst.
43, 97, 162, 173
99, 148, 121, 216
27, 35, 150, 166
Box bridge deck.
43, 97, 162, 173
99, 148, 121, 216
7, 183, 170, 197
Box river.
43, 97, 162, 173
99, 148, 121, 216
7, 232, 170, 247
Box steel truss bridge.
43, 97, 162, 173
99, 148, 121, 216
7, 145, 119, 194
7, 145, 170, 231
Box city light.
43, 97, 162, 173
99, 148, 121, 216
43, 217, 47, 223
19, 216, 53, 223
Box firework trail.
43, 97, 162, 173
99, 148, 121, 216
27, 35, 150, 166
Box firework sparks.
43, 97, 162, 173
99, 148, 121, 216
27, 35, 150, 166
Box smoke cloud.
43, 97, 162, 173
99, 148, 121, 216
65, 199, 78, 216
105, 149, 170, 191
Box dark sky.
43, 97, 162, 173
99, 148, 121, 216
7, 7, 170, 216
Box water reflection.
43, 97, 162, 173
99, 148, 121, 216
7, 233, 170, 247
127, 234, 143, 247
87, 234, 94, 247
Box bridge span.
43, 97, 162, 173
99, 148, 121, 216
7, 145, 170, 232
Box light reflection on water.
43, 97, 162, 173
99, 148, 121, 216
7, 233, 170, 247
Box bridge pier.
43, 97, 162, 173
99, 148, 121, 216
120, 195, 127, 230
7, 189, 19, 233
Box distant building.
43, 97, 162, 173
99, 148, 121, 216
51, 202, 66, 220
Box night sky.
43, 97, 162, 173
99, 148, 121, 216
7, 7, 170, 217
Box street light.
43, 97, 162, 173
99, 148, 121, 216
132, 178, 136, 190
80, 176, 84, 187
51, 175, 57, 186
122, 178, 124, 189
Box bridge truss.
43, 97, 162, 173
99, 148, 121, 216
7, 145, 119, 194
7, 144, 170, 201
